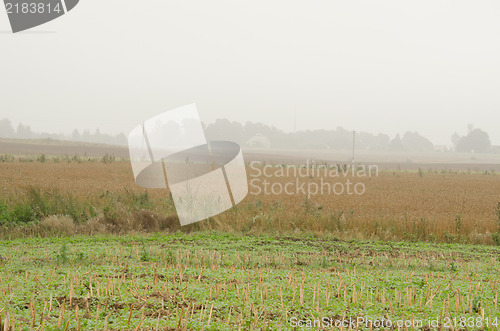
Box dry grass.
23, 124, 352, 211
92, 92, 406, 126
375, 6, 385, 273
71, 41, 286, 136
0, 161, 499, 244
240, 166, 500, 243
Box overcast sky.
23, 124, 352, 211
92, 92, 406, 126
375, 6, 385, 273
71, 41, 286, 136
1, 0, 499, 146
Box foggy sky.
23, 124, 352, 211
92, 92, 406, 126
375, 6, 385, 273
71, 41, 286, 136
1, 0, 499, 146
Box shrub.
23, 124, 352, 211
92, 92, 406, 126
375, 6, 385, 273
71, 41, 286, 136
0, 201, 35, 225
497, 202, 500, 225
37, 154, 46, 163
124, 189, 154, 210
0, 201, 9, 225
9, 204, 36, 223
492, 233, 500, 246
55, 243, 69, 263
102, 153, 115, 164
492, 203, 500, 246
26, 187, 94, 223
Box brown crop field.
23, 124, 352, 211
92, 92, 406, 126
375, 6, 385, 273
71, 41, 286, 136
0, 157, 499, 244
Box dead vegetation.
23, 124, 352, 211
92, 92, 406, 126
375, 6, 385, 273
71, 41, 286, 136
0, 161, 499, 244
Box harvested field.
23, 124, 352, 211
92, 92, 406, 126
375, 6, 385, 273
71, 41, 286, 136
1, 233, 500, 330
0, 159, 499, 244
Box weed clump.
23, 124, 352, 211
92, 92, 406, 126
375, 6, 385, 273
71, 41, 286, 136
492, 203, 500, 246
102, 153, 115, 164
26, 186, 95, 223
139, 242, 151, 262
37, 154, 46, 163
55, 243, 69, 263
0, 154, 15, 162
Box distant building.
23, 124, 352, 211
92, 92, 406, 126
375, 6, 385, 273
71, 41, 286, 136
434, 145, 448, 152
246, 133, 271, 149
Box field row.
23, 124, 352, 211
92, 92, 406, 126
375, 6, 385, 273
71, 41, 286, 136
1, 162, 499, 245
1, 233, 500, 330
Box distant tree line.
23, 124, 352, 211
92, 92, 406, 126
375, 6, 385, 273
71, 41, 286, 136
0, 119, 127, 146
0, 117, 496, 153
204, 119, 437, 152
204, 119, 496, 153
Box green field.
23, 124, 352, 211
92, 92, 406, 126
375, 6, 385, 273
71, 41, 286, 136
1, 232, 500, 330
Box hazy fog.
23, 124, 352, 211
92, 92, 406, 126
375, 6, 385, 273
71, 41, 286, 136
1, 0, 499, 146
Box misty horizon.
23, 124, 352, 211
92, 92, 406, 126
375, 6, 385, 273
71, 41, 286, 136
1, 116, 498, 147
1, 1, 499, 146
1, 117, 498, 155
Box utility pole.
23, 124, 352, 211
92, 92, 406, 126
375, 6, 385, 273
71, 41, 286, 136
352, 130, 356, 165
293, 110, 297, 134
